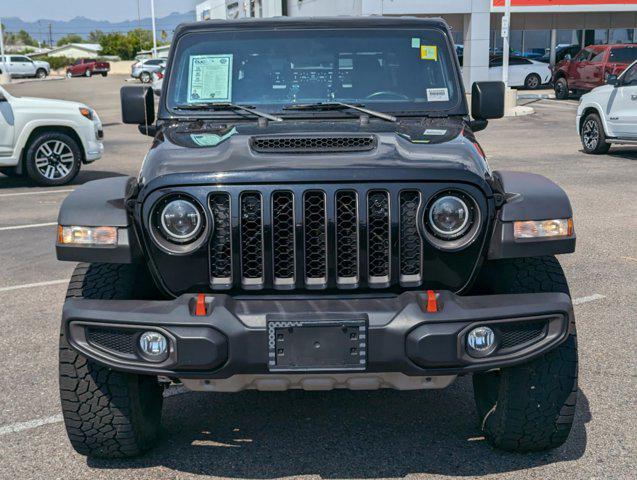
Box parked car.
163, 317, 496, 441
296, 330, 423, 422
0, 85, 103, 185
576, 59, 637, 154
489, 55, 551, 89
553, 43, 637, 99
0, 55, 50, 79
66, 58, 110, 78
151, 66, 164, 96
537, 44, 581, 65
57, 17, 578, 458
131, 58, 166, 83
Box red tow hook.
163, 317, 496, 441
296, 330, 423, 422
425, 290, 438, 313
195, 293, 207, 316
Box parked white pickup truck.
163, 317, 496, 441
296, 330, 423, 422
577, 60, 637, 154
0, 55, 51, 79
0, 85, 103, 185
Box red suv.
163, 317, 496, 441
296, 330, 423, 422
553, 44, 637, 99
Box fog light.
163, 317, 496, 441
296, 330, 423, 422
139, 331, 168, 361
466, 326, 496, 357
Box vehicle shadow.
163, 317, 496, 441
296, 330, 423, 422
606, 148, 637, 161
87, 377, 591, 478
0, 170, 125, 190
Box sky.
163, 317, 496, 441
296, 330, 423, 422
0, 0, 199, 22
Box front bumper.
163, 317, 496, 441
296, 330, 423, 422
63, 291, 574, 379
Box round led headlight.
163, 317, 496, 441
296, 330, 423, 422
160, 199, 202, 242
428, 195, 470, 239
423, 190, 481, 251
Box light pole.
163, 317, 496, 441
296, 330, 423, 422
0, 18, 9, 84
150, 0, 158, 58
501, 0, 511, 88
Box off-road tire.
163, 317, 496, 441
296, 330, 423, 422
25, 131, 81, 186
581, 113, 610, 155
471, 256, 578, 452
524, 73, 541, 90
59, 263, 164, 458
554, 77, 569, 100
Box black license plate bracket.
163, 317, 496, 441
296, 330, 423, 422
267, 318, 367, 372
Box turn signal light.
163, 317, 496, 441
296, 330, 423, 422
58, 225, 117, 246
513, 218, 573, 239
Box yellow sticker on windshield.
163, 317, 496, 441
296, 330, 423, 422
420, 45, 438, 61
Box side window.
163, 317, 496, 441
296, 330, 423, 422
10, 56, 23, 62
621, 63, 637, 87
590, 50, 605, 63
575, 49, 591, 62
490, 57, 503, 67
74, 59, 82, 65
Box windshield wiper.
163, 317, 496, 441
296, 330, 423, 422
283, 101, 396, 122
173, 102, 283, 122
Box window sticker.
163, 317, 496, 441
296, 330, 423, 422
187, 54, 233, 103
411, 37, 421, 49
426, 88, 449, 102
420, 45, 438, 61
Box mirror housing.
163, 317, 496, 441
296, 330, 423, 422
121, 86, 155, 126
471, 81, 505, 121
606, 74, 619, 86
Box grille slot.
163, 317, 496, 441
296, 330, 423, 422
87, 328, 136, 356
303, 190, 328, 288
209, 193, 232, 288
272, 191, 296, 288
240, 192, 264, 288
250, 135, 376, 153
399, 190, 423, 285
335, 191, 359, 287
499, 322, 547, 349
367, 190, 391, 287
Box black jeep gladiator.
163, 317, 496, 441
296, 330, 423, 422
56, 17, 578, 458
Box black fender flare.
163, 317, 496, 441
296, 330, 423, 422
488, 171, 576, 259
56, 176, 141, 263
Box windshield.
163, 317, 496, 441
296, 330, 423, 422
166, 28, 461, 116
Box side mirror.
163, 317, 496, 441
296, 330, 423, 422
471, 81, 505, 121
121, 86, 155, 127
606, 74, 619, 86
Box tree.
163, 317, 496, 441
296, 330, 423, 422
57, 34, 83, 46
88, 30, 105, 43
99, 29, 154, 60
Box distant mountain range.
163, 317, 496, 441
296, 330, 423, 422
2, 11, 196, 45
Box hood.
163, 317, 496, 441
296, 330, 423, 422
583, 83, 615, 99
11, 95, 86, 112
139, 116, 492, 192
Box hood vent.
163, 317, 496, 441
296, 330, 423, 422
250, 135, 376, 154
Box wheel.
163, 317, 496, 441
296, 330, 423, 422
581, 113, 610, 154
66, 71, 73, 78
36, 68, 47, 79
471, 256, 578, 452
60, 263, 163, 458
25, 131, 81, 186
554, 77, 569, 100
524, 73, 541, 90
101, 72, 108, 77
85, 69, 92, 77
140, 71, 151, 83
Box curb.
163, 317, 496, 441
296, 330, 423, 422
505, 105, 535, 117
518, 92, 555, 100
4, 76, 65, 85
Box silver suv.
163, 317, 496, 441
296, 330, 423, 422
131, 58, 166, 83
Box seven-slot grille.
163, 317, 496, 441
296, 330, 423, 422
209, 188, 424, 291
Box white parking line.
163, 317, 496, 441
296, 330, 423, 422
0, 222, 57, 232
0, 386, 189, 436
573, 293, 606, 305
0, 279, 68, 293
0, 189, 74, 198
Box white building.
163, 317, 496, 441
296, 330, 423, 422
195, 0, 637, 89
45, 43, 102, 59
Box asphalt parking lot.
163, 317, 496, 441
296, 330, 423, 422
0, 75, 635, 480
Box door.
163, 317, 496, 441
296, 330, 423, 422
607, 62, 637, 138
11, 56, 36, 77
0, 89, 15, 157
509, 57, 531, 87
582, 48, 606, 90
569, 48, 593, 90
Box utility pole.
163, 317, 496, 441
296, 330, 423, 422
150, 0, 158, 58
48, 23, 53, 48
501, 0, 511, 88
